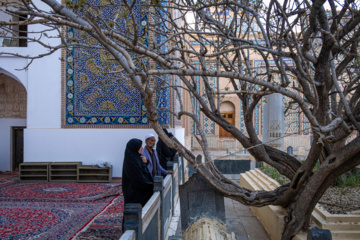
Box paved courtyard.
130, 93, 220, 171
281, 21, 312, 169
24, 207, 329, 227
225, 197, 269, 240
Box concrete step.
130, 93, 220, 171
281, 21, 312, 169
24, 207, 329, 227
240, 172, 260, 191
312, 210, 360, 231
246, 169, 281, 191
253, 168, 281, 189
314, 205, 360, 223
332, 230, 360, 240
246, 171, 272, 191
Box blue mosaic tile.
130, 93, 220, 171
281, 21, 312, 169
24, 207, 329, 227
156, 69, 170, 126
239, 101, 247, 135
191, 69, 201, 135
189, 62, 216, 135
154, 4, 170, 126
254, 105, 259, 135
303, 115, 310, 135
202, 63, 215, 135
64, 0, 168, 126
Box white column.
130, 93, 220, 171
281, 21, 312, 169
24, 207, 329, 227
263, 93, 284, 150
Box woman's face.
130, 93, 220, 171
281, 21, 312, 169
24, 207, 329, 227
138, 146, 143, 155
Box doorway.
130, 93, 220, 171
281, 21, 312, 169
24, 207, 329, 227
219, 112, 235, 137
12, 127, 25, 171
219, 101, 236, 138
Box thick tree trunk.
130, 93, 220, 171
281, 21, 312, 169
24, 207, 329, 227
281, 176, 331, 239
281, 142, 360, 239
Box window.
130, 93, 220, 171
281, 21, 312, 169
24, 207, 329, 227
0, 8, 27, 47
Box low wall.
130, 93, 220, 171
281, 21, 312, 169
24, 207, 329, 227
240, 169, 360, 240
240, 169, 288, 240
187, 152, 257, 181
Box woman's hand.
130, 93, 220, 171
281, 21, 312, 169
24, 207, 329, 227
141, 156, 147, 163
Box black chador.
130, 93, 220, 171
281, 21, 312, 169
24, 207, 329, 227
156, 129, 177, 170
122, 138, 153, 206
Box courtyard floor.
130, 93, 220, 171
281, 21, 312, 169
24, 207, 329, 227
0, 171, 123, 240
0, 171, 269, 240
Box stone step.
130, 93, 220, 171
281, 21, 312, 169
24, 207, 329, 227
314, 205, 360, 223
246, 169, 280, 191
351, 210, 360, 215
246, 171, 272, 191
253, 168, 281, 189
312, 210, 360, 231
240, 172, 261, 191
331, 230, 360, 240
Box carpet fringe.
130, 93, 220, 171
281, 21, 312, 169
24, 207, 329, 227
89, 184, 121, 201
70, 195, 118, 240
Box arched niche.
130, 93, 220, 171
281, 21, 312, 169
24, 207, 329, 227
219, 101, 235, 138
0, 67, 26, 90
0, 71, 27, 172
0, 73, 27, 118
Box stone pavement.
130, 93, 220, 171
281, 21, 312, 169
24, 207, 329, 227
167, 197, 270, 240
225, 197, 270, 240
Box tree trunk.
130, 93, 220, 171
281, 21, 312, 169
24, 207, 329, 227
282, 182, 327, 239
281, 145, 360, 239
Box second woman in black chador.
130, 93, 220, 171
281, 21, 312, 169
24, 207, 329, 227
156, 129, 177, 170
122, 138, 153, 207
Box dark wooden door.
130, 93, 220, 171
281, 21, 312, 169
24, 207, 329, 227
12, 127, 25, 171
219, 112, 235, 138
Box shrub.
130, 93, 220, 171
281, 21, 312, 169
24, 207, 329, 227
259, 165, 289, 185
260, 165, 360, 187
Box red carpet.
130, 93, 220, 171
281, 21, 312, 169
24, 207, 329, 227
74, 195, 124, 239
0, 172, 124, 240
0, 171, 18, 188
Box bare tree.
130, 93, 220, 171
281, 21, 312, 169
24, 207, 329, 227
1, 0, 360, 238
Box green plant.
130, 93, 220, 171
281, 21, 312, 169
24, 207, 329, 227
332, 170, 360, 187
261, 165, 360, 188
260, 165, 289, 185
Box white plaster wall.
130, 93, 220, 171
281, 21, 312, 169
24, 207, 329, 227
26, 15, 62, 128
0, 118, 26, 172
25, 52, 61, 128
173, 128, 185, 146
25, 128, 185, 177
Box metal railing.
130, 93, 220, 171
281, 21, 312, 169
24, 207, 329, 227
121, 161, 181, 240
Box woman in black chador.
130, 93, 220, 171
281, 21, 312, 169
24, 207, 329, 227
122, 138, 153, 207
156, 129, 177, 170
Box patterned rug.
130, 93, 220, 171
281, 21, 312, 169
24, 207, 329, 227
0, 172, 18, 181
74, 195, 124, 239
0, 174, 124, 240
0, 172, 19, 188
0, 182, 121, 202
